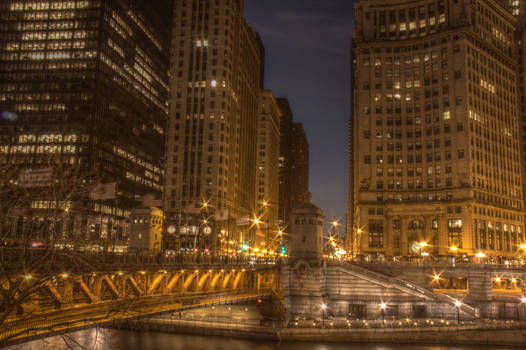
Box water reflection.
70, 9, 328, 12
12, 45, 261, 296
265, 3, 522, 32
8, 329, 517, 350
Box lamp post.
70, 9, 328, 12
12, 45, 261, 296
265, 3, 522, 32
321, 303, 327, 328
380, 303, 386, 326
455, 300, 461, 324
450, 246, 458, 266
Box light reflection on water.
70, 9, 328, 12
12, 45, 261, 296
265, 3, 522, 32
6, 329, 518, 350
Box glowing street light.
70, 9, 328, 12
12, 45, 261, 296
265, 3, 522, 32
433, 274, 440, 282
450, 246, 458, 252
454, 300, 461, 324
24, 274, 33, 280
476, 252, 486, 258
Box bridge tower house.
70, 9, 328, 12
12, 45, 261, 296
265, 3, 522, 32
282, 197, 328, 321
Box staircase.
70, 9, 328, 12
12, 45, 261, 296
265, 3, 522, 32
341, 262, 479, 319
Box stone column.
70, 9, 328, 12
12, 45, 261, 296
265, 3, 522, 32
520, 275, 526, 320
385, 216, 393, 257
424, 216, 433, 243
438, 214, 449, 256
400, 217, 408, 256
468, 271, 492, 318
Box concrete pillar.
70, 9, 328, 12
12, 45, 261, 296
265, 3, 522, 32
468, 271, 492, 318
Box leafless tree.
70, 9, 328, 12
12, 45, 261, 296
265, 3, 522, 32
0, 159, 119, 348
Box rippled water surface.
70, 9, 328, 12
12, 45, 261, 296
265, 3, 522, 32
8, 328, 519, 350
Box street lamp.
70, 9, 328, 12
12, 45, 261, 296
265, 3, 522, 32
454, 300, 461, 324
450, 246, 458, 265
321, 303, 327, 327
521, 297, 526, 323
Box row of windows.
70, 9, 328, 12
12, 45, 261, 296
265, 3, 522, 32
364, 150, 461, 164
9, 1, 93, 11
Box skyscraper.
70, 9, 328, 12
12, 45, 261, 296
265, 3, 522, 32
348, 0, 524, 258
255, 90, 281, 249
0, 0, 171, 250
277, 98, 293, 229
277, 98, 310, 234
164, 0, 263, 253
290, 122, 309, 210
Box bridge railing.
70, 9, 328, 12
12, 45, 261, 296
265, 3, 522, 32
330, 259, 526, 271
0, 248, 281, 273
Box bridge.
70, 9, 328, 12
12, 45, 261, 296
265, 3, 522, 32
3, 248, 526, 347
0, 251, 279, 346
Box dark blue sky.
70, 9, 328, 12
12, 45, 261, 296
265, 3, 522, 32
245, 0, 356, 225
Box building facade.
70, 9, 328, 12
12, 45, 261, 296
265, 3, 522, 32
164, 0, 263, 253
128, 206, 163, 252
0, 0, 171, 250
277, 98, 293, 230
277, 98, 311, 237
348, 0, 525, 259
255, 90, 281, 249
291, 122, 309, 211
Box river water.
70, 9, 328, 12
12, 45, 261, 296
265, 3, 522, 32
11, 329, 518, 350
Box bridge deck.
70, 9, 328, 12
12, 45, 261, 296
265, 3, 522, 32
1, 289, 271, 346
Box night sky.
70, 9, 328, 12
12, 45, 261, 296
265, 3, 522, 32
245, 0, 357, 227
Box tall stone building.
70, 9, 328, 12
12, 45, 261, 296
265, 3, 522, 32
255, 90, 281, 249
515, 2, 526, 212
291, 122, 309, 210
164, 0, 263, 253
348, 0, 525, 258
0, 0, 171, 249
277, 98, 310, 234
277, 98, 293, 229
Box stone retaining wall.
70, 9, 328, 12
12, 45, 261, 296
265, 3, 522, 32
121, 318, 526, 347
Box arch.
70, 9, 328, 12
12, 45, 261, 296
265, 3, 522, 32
165, 273, 183, 293
221, 272, 233, 290
232, 271, 244, 290
196, 272, 211, 291
183, 273, 197, 291
147, 273, 166, 295
209, 272, 223, 291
